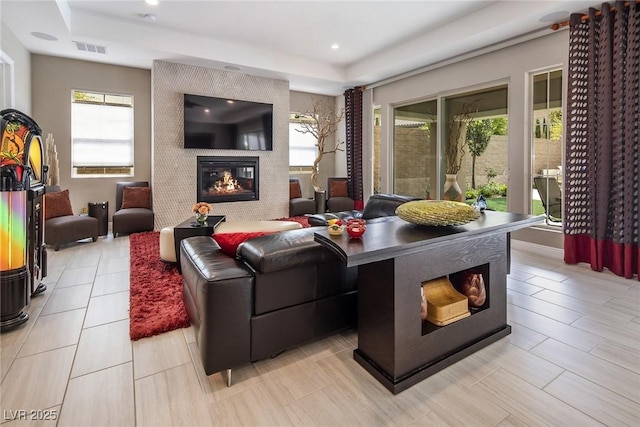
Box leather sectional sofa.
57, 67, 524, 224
180, 194, 420, 382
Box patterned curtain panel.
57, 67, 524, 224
344, 87, 365, 209
564, 1, 640, 279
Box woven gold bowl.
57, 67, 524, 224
395, 200, 480, 226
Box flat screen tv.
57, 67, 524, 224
184, 94, 273, 150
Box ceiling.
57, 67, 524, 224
1, 0, 599, 96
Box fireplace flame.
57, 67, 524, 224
210, 170, 244, 194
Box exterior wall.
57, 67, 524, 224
31, 55, 151, 218
1, 24, 30, 113
152, 60, 290, 228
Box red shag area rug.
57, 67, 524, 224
128, 217, 309, 340
129, 231, 190, 340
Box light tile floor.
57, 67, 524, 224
1, 234, 639, 426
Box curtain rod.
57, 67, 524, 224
551, 1, 637, 30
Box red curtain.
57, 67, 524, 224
564, 1, 640, 279
344, 87, 365, 210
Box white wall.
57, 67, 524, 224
289, 90, 339, 198
1, 24, 30, 113
371, 31, 569, 247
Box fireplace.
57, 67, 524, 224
197, 156, 259, 203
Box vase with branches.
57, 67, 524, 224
443, 99, 480, 201
294, 99, 345, 192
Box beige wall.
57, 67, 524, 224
151, 60, 290, 228
31, 55, 151, 219
289, 90, 339, 199
1, 24, 31, 113
371, 31, 570, 248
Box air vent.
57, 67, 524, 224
73, 41, 107, 54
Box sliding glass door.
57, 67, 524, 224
531, 69, 563, 225
392, 84, 508, 207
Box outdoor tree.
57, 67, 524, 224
295, 99, 345, 191
445, 99, 480, 174
466, 119, 493, 189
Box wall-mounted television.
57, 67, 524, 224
183, 94, 273, 150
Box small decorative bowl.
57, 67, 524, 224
328, 224, 344, 236
346, 219, 366, 238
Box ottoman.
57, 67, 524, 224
214, 220, 303, 234
159, 227, 176, 262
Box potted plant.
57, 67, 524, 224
294, 99, 345, 190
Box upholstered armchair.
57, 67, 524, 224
44, 186, 99, 250
112, 182, 154, 237
289, 178, 315, 216
326, 177, 355, 212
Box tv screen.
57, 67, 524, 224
184, 94, 273, 150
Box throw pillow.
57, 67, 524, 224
121, 186, 151, 209
289, 181, 302, 199
213, 231, 274, 257
330, 180, 348, 197
44, 189, 74, 220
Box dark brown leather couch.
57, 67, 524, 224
307, 193, 420, 226
181, 228, 356, 378
180, 194, 417, 381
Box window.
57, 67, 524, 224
289, 112, 317, 168
71, 90, 134, 177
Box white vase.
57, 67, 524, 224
443, 174, 463, 202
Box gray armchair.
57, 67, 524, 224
289, 178, 315, 216
326, 177, 355, 212
44, 186, 99, 250
112, 182, 154, 237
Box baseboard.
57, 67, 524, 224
511, 240, 564, 259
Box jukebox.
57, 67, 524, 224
1, 109, 48, 331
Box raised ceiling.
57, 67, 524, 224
1, 0, 599, 95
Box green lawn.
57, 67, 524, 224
465, 197, 545, 215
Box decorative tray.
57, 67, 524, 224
395, 200, 480, 226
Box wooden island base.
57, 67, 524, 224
314, 212, 541, 394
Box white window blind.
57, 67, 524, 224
289, 122, 317, 166
71, 92, 134, 169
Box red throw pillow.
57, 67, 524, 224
213, 232, 274, 257
44, 189, 74, 220
330, 180, 348, 197
121, 186, 151, 209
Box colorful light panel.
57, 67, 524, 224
0, 191, 27, 270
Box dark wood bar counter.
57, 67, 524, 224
314, 211, 542, 394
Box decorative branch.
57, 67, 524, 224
295, 98, 345, 191
445, 99, 480, 174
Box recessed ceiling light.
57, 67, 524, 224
226, 100, 234, 104
204, 108, 210, 113
31, 32, 58, 41
331, 43, 340, 50
145, 0, 159, 6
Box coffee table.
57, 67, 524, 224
174, 215, 226, 272
314, 211, 542, 394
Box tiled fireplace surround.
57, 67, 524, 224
152, 60, 291, 229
